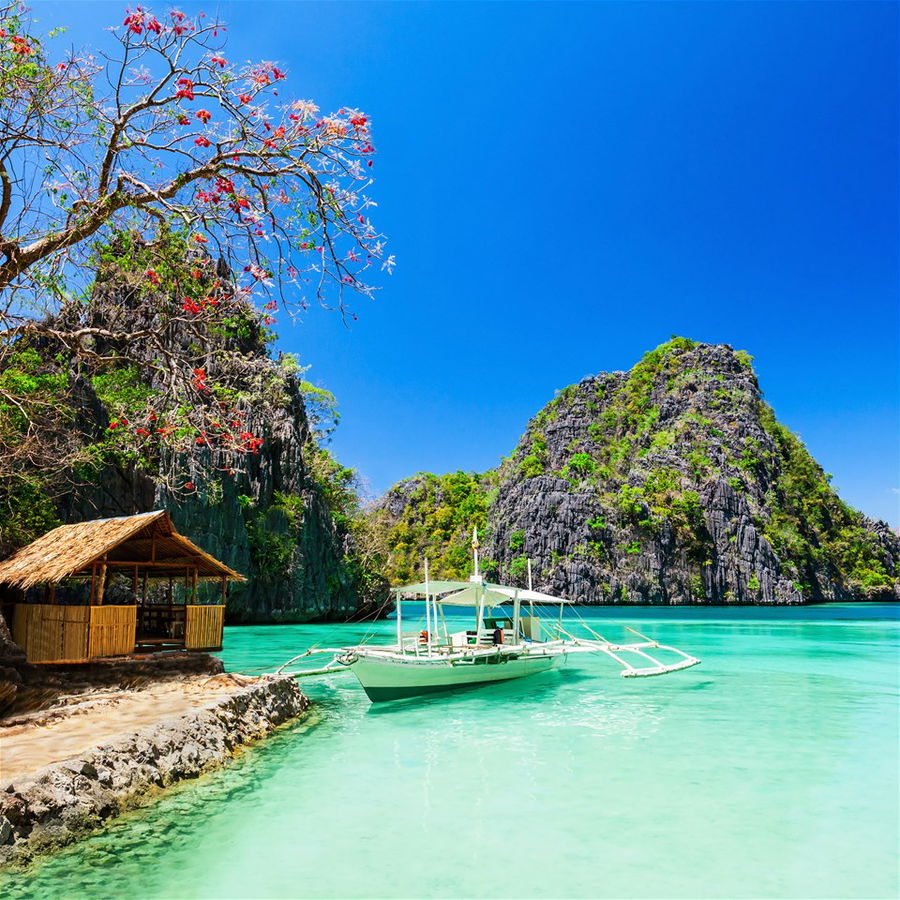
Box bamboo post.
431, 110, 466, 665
132, 565, 138, 603
167, 576, 173, 639
192, 567, 198, 604
89, 563, 97, 605
96, 563, 107, 606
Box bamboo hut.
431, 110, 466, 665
0, 510, 244, 664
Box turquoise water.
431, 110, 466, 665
1, 604, 897, 899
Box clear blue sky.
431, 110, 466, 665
37, 1, 899, 525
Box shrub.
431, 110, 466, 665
509, 555, 528, 582
568, 452, 597, 477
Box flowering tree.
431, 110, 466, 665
0, 3, 390, 498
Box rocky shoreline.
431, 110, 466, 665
0, 674, 308, 867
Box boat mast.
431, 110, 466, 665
527, 558, 535, 621
396, 588, 403, 648
512, 588, 520, 643
473, 527, 484, 635
425, 557, 432, 656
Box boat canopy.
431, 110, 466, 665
490, 586, 573, 605
391, 580, 474, 596
391, 580, 572, 605
437, 585, 512, 607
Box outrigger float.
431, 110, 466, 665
279, 541, 700, 703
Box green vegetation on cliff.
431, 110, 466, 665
758, 406, 894, 593
374, 471, 492, 584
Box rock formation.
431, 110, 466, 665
375, 339, 899, 604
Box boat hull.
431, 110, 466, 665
349, 651, 562, 702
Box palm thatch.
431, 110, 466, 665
0, 510, 245, 590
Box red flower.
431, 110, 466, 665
123, 10, 144, 34
135, 427, 150, 436
196, 109, 212, 123
175, 78, 195, 101
146, 269, 160, 285
108, 421, 119, 430
10, 36, 32, 55
192, 234, 208, 244
238, 93, 252, 104
184, 481, 195, 491
177, 114, 189, 125
350, 115, 368, 128
182, 298, 202, 314
192, 368, 209, 392
194, 136, 211, 148
210, 56, 226, 68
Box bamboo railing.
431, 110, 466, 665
13, 604, 91, 663
13, 602, 225, 662
12, 604, 137, 663
185, 604, 225, 650
88, 605, 137, 659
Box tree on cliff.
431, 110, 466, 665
0, 3, 390, 491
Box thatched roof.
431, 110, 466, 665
0, 510, 245, 589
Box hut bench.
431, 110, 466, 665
0, 511, 244, 664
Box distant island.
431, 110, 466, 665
371, 338, 900, 605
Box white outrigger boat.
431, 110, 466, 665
280, 544, 700, 703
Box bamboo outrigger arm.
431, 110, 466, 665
275, 648, 355, 678
561, 635, 700, 677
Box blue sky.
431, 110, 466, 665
38, 1, 899, 524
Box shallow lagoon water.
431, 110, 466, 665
2, 604, 897, 899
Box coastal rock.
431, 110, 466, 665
0, 674, 308, 866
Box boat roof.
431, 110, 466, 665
391, 580, 572, 605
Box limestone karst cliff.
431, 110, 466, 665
374, 339, 899, 604
0, 272, 388, 639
